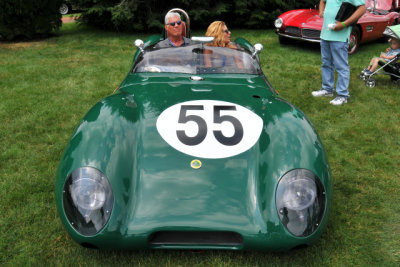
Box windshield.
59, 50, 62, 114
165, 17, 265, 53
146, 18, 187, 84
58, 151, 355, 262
132, 44, 261, 75
366, 0, 392, 11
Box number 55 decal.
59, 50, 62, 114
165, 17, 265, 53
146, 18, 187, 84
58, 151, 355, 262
177, 105, 243, 146
157, 100, 263, 159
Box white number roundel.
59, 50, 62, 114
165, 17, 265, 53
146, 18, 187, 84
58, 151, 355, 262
156, 100, 263, 159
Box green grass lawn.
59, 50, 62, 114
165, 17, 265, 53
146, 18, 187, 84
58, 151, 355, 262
1, 23, 399, 266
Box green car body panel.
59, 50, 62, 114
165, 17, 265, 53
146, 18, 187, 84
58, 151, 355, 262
55, 36, 332, 251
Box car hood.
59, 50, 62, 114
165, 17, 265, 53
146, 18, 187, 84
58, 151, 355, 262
280, 9, 322, 29
56, 73, 330, 249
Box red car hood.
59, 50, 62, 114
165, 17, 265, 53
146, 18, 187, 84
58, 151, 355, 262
280, 9, 323, 29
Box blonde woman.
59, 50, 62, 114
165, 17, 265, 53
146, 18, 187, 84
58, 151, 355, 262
204, 21, 243, 68
205, 21, 236, 48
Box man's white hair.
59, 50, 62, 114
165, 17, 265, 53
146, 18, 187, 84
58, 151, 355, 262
165, 12, 181, 24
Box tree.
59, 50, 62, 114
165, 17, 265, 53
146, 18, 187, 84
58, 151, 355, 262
0, 0, 63, 41
69, 0, 317, 32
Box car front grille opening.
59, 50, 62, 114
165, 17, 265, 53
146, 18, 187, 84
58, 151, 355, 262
292, 244, 309, 250
302, 29, 321, 39
81, 242, 99, 249
148, 231, 243, 246
285, 26, 300, 36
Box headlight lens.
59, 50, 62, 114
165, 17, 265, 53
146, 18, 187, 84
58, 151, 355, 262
71, 178, 106, 211
63, 167, 113, 236
274, 18, 283, 29
276, 169, 326, 237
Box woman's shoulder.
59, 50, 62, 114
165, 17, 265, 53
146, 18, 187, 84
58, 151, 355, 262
227, 42, 239, 49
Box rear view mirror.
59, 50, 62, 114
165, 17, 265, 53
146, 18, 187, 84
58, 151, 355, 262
134, 39, 144, 53
252, 43, 263, 58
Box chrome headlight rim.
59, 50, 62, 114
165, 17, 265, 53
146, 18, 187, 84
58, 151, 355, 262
62, 166, 114, 236
275, 169, 326, 237
274, 18, 283, 29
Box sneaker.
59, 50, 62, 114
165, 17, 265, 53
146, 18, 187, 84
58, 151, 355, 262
330, 96, 348, 105
361, 68, 369, 74
364, 69, 373, 76
312, 89, 334, 97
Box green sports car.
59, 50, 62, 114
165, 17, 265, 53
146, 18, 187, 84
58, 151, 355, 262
55, 17, 331, 251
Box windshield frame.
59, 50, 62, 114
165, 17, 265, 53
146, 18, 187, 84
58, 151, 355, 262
131, 44, 262, 75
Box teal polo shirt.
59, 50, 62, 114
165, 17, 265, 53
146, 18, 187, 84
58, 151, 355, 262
320, 0, 365, 42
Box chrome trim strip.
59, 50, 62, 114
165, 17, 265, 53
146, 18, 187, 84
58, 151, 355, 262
276, 32, 321, 43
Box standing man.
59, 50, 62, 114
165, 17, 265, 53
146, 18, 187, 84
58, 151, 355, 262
312, 0, 366, 105
155, 11, 193, 48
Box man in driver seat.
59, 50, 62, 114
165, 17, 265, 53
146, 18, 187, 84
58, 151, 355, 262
155, 11, 193, 48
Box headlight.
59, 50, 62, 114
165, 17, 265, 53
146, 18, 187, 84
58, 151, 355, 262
274, 18, 283, 29
63, 167, 113, 236
276, 169, 326, 237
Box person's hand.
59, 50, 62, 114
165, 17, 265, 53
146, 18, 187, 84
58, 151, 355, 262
386, 48, 390, 53
331, 21, 345, 31
319, 12, 324, 18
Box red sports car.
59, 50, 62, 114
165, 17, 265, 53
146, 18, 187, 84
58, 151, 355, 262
274, 0, 400, 54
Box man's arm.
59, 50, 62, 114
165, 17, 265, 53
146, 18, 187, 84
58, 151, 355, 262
333, 5, 366, 31
343, 5, 366, 26
319, 0, 325, 18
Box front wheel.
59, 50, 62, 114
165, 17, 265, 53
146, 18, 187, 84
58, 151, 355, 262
59, 3, 69, 15
365, 78, 376, 88
348, 27, 360, 55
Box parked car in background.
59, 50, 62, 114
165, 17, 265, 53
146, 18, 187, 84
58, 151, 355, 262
274, 0, 400, 54
59, 0, 79, 15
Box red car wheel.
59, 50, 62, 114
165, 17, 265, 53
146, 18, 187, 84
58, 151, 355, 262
348, 27, 360, 55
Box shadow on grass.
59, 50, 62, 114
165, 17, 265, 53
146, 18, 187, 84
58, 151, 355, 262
277, 37, 389, 56
277, 39, 321, 54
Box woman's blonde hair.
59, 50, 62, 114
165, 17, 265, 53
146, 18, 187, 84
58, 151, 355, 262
206, 21, 234, 48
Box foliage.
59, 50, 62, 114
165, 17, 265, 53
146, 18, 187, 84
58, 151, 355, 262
0, 0, 63, 41
69, 0, 317, 32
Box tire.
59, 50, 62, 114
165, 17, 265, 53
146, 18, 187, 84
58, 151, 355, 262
348, 27, 360, 55
365, 78, 376, 88
60, 3, 69, 15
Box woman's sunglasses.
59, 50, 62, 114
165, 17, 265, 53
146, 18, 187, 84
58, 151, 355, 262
168, 20, 182, 26
224, 29, 230, 34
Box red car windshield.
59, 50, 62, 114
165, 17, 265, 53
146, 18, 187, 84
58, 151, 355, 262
366, 0, 392, 11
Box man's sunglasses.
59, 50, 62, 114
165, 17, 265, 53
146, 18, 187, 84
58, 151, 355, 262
167, 20, 182, 26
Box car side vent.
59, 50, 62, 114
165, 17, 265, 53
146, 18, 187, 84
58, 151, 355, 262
148, 231, 243, 246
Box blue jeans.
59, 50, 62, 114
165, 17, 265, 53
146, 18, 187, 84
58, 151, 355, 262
320, 40, 350, 98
